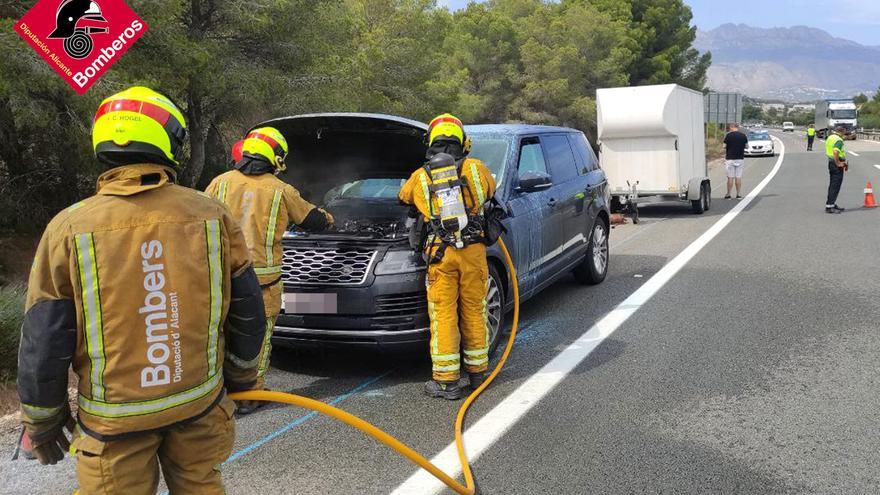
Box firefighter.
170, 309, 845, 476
399, 114, 497, 400
17, 86, 266, 494
206, 127, 334, 414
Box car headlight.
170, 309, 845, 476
374, 249, 425, 275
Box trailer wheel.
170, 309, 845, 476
703, 182, 711, 212
691, 186, 706, 214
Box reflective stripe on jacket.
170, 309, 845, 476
19, 164, 265, 439
206, 170, 322, 285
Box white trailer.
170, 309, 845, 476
597, 84, 710, 222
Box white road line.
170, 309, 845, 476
849, 151, 860, 157
390, 138, 787, 495
874, 165, 880, 171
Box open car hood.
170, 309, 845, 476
252, 113, 428, 203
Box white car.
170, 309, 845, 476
745, 130, 775, 157
782, 121, 795, 132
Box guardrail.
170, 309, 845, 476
857, 128, 880, 141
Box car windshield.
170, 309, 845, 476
831, 109, 857, 119
322, 136, 510, 204
468, 136, 510, 187
749, 132, 770, 141
325, 179, 405, 203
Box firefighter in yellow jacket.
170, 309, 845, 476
206, 127, 334, 413
399, 114, 497, 400
17, 86, 267, 494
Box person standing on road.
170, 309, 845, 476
17, 86, 267, 494
825, 126, 849, 214
723, 123, 748, 199
399, 114, 497, 400
807, 124, 816, 151
206, 127, 334, 415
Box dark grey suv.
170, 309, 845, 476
255, 113, 610, 354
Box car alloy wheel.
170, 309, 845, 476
592, 222, 608, 276
486, 271, 503, 350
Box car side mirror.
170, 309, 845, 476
516, 171, 552, 193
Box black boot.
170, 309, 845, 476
468, 372, 488, 390
424, 380, 464, 400
235, 399, 266, 416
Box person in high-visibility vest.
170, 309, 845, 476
807, 124, 816, 151
18, 86, 267, 494
825, 126, 848, 214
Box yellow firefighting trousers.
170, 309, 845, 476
426, 242, 490, 381
71, 396, 235, 495
255, 281, 282, 389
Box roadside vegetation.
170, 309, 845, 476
0, 283, 24, 382
705, 130, 725, 162
854, 88, 880, 128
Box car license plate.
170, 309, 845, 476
282, 293, 338, 314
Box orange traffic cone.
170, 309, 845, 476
864, 182, 878, 208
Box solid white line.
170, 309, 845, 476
874, 165, 880, 171
390, 137, 787, 495
849, 151, 860, 157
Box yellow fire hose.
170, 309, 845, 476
229, 238, 520, 495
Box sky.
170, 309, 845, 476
436, 0, 880, 46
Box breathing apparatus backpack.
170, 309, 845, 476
425, 152, 470, 249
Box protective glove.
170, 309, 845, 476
24, 403, 75, 465
224, 362, 258, 393
321, 209, 335, 227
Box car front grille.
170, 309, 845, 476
281, 247, 379, 286
372, 292, 428, 330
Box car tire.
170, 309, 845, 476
573, 217, 609, 286
486, 264, 506, 357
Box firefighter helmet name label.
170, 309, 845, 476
14, 0, 148, 95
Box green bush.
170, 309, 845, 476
0, 283, 25, 382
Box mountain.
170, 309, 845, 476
694, 24, 880, 101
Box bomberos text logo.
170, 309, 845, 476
14, 0, 148, 95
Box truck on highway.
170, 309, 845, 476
814, 99, 858, 140
597, 84, 711, 223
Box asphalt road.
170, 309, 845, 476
4, 131, 880, 494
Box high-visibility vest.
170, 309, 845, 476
826, 134, 846, 159
807, 127, 815, 137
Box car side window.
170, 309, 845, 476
569, 132, 599, 173
542, 134, 578, 183
518, 138, 548, 175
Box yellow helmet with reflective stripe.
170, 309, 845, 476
428, 113, 465, 146
242, 127, 289, 170
92, 86, 187, 168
